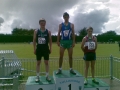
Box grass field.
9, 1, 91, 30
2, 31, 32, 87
0, 43, 120, 87
0, 43, 120, 77
0, 43, 119, 58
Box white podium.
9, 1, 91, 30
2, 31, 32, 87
84, 78, 110, 90
26, 76, 55, 90
53, 70, 84, 90
25, 72, 110, 90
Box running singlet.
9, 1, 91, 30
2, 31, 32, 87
84, 35, 96, 53
36, 29, 49, 50
61, 22, 72, 40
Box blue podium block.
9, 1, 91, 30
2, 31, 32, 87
53, 70, 84, 90
26, 76, 55, 90
84, 78, 110, 90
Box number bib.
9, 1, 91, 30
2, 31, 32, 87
38, 37, 46, 44
88, 41, 95, 50
63, 30, 69, 37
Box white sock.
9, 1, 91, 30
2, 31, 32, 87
59, 68, 62, 70
70, 68, 72, 70
46, 72, 49, 77
37, 72, 40, 76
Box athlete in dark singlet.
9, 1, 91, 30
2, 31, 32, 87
33, 18, 52, 82
81, 27, 99, 85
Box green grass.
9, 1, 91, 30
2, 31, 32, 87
0, 43, 120, 80
0, 43, 119, 58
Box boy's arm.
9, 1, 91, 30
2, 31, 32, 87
33, 30, 37, 54
48, 30, 52, 53
57, 24, 62, 46
71, 23, 75, 47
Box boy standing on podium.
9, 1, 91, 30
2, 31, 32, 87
56, 12, 76, 75
33, 18, 52, 82
81, 27, 99, 85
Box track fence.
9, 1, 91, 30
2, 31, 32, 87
111, 56, 120, 81
0, 56, 120, 90
0, 76, 18, 90
0, 57, 111, 79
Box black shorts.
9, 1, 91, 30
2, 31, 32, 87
83, 52, 96, 61
36, 49, 49, 60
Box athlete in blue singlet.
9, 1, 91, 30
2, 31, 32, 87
56, 12, 76, 75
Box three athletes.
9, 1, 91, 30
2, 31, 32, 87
33, 13, 99, 85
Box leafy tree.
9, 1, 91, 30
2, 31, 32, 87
78, 27, 87, 36
12, 28, 34, 36
98, 31, 117, 36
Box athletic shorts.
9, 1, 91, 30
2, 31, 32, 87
60, 40, 73, 49
83, 52, 96, 61
36, 49, 49, 60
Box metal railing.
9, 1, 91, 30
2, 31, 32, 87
0, 76, 18, 90
0, 50, 21, 77
0, 57, 21, 77
0, 50, 18, 60
1, 57, 110, 80
0, 56, 120, 90
111, 56, 120, 81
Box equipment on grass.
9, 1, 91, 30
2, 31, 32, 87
0, 50, 22, 77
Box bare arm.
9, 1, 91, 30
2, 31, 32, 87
48, 30, 52, 53
57, 24, 61, 46
94, 37, 97, 50
71, 23, 75, 47
81, 37, 86, 52
33, 30, 37, 54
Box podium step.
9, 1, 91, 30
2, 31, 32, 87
25, 71, 110, 90
53, 70, 84, 90
26, 76, 55, 90
84, 78, 110, 90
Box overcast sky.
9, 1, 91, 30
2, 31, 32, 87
0, 0, 120, 34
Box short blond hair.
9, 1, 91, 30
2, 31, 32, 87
87, 27, 93, 31
39, 18, 46, 23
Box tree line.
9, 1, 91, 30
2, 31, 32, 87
0, 27, 119, 43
